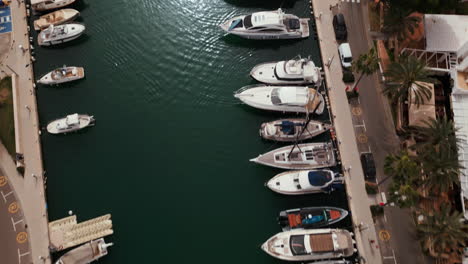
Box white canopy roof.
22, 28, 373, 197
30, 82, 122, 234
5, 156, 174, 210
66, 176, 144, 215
251, 11, 282, 27
278, 87, 308, 105
425, 14, 468, 52
66, 113, 79, 125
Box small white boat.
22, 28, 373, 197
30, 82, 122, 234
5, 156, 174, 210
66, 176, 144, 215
46, 113, 95, 134
38, 66, 84, 85
260, 118, 331, 142
261, 228, 355, 261
32, 0, 76, 12
34, 8, 80, 31
55, 238, 112, 264
220, 9, 309, 40
266, 170, 343, 195
251, 57, 322, 85
234, 85, 325, 115
38, 24, 85, 46
250, 142, 336, 170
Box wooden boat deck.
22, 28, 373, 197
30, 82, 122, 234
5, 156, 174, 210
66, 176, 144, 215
309, 233, 333, 253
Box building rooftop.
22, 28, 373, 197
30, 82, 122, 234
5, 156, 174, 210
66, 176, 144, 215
424, 14, 468, 52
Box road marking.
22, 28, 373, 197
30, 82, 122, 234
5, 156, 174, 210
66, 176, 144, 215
1, 190, 13, 203
17, 248, 30, 264
16, 232, 28, 244
10, 217, 23, 232
358, 133, 368, 143
0, 175, 6, 186
351, 106, 362, 116
8, 201, 19, 213
379, 230, 391, 241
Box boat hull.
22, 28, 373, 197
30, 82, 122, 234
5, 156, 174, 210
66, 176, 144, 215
259, 118, 331, 142
33, 0, 76, 12
46, 114, 94, 134
34, 9, 80, 31
38, 67, 84, 85
250, 62, 320, 86
266, 170, 335, 195
278, 206, 348, 231
38, 32, 83, 46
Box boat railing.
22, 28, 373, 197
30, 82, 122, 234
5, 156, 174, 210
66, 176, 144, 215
234, 84, 265, 95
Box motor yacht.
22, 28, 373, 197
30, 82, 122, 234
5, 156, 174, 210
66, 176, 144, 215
55, 238, 112, 264
38, 66, 84, 85
250, 142, 336, 170
38, 23, 85, 46
260, 118, 331, 142
32, 0, 76, 12
46, 113, 95, 134
34, 8, 80, 31
278, 206, 348, 231
266, 170, 343, 195
251, 57, 322, 85
234, 85, 325, 115
261, 228, 356, 261
220, 9, 309, 40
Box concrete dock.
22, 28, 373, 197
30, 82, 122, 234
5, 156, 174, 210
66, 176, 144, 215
310, 0, 384, 263
0, 0, 51, 263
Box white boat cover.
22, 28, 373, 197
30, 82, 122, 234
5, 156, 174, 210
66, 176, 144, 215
252, 11, 282, 26
278, 87, 308, 105
66, 113, 79, 125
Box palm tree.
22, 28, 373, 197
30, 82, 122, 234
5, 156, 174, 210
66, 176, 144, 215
351, 48, 380, 90
382, 6, 421, 41
383, 151, 420, 185
389, 183, 420, 208
419, 146, 461, 193
409, 117, 461, 154
417, 205, 468, 258
383, 55, 434, 108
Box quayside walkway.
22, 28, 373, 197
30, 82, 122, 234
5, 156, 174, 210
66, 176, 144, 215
310, 0, 383, 263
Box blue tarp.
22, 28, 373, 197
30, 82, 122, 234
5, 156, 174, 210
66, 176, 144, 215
0, 6, 12, 34
308, 171, 331, 186
302, 215, 324, 225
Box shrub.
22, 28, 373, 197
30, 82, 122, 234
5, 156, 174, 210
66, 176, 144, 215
342, 70, 355, 83
366, 183, 378, 194
370, 205, 384, 217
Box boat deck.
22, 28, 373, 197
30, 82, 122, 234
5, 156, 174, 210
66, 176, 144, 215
300, 19, 310, 38
310, 234, 333, 253
306, 88, 321, 112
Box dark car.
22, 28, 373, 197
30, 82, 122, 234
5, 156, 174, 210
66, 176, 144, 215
360, 153, 376, 180
333, 13, 348, 41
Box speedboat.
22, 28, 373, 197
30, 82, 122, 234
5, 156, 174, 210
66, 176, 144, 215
220, 8, 309, 40
38, 66, 84, 85
266, 170, 343, 195
38, 24, 85, 46
250, 142, 336, 170
32, 0, 76, 12
278, 206, 348, 231
251, 57, 322, 85
55, 238, 113, 264
34, 8, 80, 31
260, 118, 331, 142
46, 113, 95, 134
234, 85, 325, 115
261, 228, 356, 261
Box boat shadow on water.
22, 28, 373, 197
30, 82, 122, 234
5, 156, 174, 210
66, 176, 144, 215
220, 34, 303, 49
39, 34, 90, 50
68, 0, 90, 12
223, 0, 300, 8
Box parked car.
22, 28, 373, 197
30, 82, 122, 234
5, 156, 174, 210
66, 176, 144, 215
333, 13, 347, 40
338, 43, 353, 68
360, 153, 376, 180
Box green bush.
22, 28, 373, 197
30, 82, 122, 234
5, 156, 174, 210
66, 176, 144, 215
346, 90, 359, 100
342, 70, 355, 83
370, 205, 384, 217
366, 183, 378, 195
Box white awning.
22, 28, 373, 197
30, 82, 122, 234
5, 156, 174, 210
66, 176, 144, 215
424, 14, 468, 52
278, 87, 308, 105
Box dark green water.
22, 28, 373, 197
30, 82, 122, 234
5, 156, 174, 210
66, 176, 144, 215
34, 0, 350, 263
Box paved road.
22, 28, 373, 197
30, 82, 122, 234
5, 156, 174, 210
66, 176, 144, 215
338, 1, 432, 263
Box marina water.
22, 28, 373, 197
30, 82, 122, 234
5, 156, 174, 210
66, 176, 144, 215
35, 0, 351, 263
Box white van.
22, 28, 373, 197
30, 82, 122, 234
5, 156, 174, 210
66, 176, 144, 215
338, 43, 353, 68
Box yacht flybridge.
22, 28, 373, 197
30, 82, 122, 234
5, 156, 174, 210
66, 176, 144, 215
261, 228, 356, 261
220, 9, 309, 40
251, 57, 322, 85
38, 24, 85, 46
46, 113, 95, 134
250, 142, 336, 170
266, 170, 343, 195
38, 66, 84, 85
234, 85, 325, 115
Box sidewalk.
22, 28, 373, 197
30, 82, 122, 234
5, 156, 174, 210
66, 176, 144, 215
0, 1, 51, 263
311, 0, 383, 263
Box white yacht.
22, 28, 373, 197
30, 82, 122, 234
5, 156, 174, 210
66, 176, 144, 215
38, 24, 85, 46
260, 118, 331, 142
266, 170, 343, 195
220, 9, 309, 40
32, 0, 76, 12
261, 228, 355, 261
55, 238, 112, 264
234, 85, 325, 115
38, 66, 84, 85
34, 8, 80, 31
250, 142, 336, 170
250, 57, 322, 85
47, 113, 95, 134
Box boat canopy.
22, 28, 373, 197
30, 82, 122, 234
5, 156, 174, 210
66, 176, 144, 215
279, 121, 295, 135
273, 87, 308, 105
307, 171, 332, 187
250, 11, 282, 27
66, 114, 79, 125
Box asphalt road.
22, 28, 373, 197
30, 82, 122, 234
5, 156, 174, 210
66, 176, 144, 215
338, 1, 432, 263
